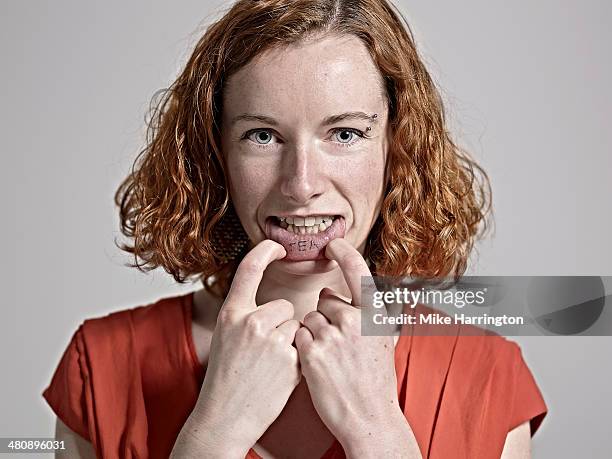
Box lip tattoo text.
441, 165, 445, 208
288, 239, 321, 252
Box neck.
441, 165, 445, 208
255, 261, 352, 322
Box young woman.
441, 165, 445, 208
43, 1, 547, 458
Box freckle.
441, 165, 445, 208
234, 370, 238, 374
384, 344, 388, 349
374, 358, 378, 362
368, 432, 372, 436
246, 403, 251, 408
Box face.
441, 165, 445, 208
221, 33, 389, 274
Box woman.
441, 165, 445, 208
42, 1, 547, 458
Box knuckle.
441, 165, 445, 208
300, 351, 313, 367
295, 326, 310, 342
338, 310, 357, 327
244, 313, 265, 335
217, 309, 239, 326
277, 344, 298, 368
303, 310, 320, 323
270, 331, 287, 346
300, 341, 324, 366
300, 344, 321, 367
317, 327, 336, 342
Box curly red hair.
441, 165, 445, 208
115, 0, 492, 297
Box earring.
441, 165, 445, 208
210, 203, 250, 263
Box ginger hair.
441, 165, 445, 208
115, 0, 492, 298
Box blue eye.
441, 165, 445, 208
247, 130, 275, 145
241, 127, 369, 149
332, 129, 365, 145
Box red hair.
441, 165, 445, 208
115, 0, 492, 297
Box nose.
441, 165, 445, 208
279, 142, 325, 204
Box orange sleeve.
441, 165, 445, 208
42, 325, 91, 442
508, 343, 548, 437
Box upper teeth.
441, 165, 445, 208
279, 216, 335, 226
277, 215, 336, 234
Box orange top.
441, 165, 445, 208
42, 292, 547, 458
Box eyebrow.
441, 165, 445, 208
230, 111, 379, 127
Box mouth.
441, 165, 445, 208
265, 215, 346, 261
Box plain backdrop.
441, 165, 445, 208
1, 0, 611, 457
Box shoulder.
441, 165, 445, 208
454, 330, 522, 371
413, 302, 546, 410
43, 292, 192, 393
42, 292, 197, 451
448, 329, 548, 436
78, 291, 197, 382
81, 292, 190, 338
430, 314, 532, 394
413, 303, 525, 373
43, 291, 193, 399
67, 292, 193, 367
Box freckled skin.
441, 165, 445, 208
220, 33, 390, 314
187, 35, 403, 456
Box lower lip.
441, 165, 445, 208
265, 217, 346, 261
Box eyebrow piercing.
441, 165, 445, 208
365, 114, 377, 132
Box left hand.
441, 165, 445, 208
294, 238, 400, 444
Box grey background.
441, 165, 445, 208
1, 0, 610, 457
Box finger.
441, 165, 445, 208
294, 326, 314, 353
317, 288, 354, 328
302, 310, 330, 339
324, 238, 375, 308
224, 239, 286, 310
275, 318, 301, 345
253, 299, 295, 328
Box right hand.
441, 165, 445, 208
191, 239, 301, 452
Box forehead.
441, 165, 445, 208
222, 34, 387, 121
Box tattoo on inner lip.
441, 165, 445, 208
288, 240, 321, 252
